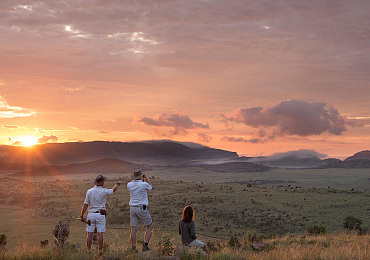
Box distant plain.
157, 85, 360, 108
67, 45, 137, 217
0, 167, 369, 248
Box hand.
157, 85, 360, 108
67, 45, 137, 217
116, 181, 121, 185
80, 215, 84, 221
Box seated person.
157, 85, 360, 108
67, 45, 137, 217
178, 205, 209, 254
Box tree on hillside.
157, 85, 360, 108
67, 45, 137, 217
343, 216, 362, 233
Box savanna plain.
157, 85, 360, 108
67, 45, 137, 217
0, 167, 369, 259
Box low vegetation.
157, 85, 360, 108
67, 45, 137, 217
0, 168, 369, 258
0, 231, 368, 259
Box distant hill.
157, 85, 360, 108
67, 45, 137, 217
199, 162, 271, 173
345, 150, 370, 161
0, 141, 238, 166
316, 159, 370, 169
172, 161, 271, 173
12, 158, 147, 176
0, 161, 28, 171
247, 156, 323, 168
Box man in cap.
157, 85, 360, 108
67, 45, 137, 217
80, 175, 121, 253
127, 169, 154, 252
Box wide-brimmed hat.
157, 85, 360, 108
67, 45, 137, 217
131, 169, 144, 180
94, 175, 107, 185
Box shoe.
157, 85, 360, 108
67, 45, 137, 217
142, 244, 151, 251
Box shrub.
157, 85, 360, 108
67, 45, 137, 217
307, 225, 326, 235
343, 216, 362, 232
52, 221, 70, 248
156, 233, 174, 256
0, 234, 7, 249
227, 235, 241, 249
245, 230, 264, 243
206, 240, 223, 252
40, 240, 49, 248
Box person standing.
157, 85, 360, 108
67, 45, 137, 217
80, 175, 121, 254
127, 169, 154, 252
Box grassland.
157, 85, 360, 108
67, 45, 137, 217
0, 167, 369, 258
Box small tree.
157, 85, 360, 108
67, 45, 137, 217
0, 234, 7, 250
307, 225, 326, 235
156, 233, 174, 256
343, 216, 362, 233
52, 221, 70, 248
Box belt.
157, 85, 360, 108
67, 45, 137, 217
131, 205, 147, 210
91, 209, 106, 215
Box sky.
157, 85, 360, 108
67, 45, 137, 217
0, 0, 369, 159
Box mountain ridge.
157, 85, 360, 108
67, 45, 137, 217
0, 141, 238, 166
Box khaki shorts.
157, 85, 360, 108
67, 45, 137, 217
130, 206, 152, 226
86, 212, 106, 232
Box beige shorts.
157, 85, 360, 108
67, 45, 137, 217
130, 206, 152, 226
86, 212, 106, 233
188, 239, 205, 247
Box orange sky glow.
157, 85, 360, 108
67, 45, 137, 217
0, 1, 369, 159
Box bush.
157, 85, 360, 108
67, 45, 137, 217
245, 230, 264, 243
343, 216, 362, 232
52, 221, 70, 248
307, 225, 326, 235
156, 233, 174, 256
227, 235, 241, 249
0, 234, 7, 248
206, 240, 223, 252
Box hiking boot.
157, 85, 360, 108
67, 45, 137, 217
142, 244, 151, 251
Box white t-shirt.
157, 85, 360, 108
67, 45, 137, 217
127, 180, 152, 206
84, 186, 113, 213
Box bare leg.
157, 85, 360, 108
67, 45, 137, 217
97, 232, 104, 252
144, 223, 153, 244
86, 232, 94, 250
130, 226, 138, 249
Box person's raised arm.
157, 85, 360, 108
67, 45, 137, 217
143, 174, 153, 189
112, 181, 122, 193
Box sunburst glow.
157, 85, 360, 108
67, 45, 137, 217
20, 136, 38, 146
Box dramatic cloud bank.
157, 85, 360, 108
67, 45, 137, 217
223, 100, 350, 142
135, 112, 209, 136
38, 135, 58, 144
0, 96, 36, 118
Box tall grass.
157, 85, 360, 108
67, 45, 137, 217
0, 232, 368, 259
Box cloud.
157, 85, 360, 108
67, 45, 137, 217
135, 112, 209, 136
0, 96, 36, 118
223, 100, 351, 139
2, 125, 19, 129
11, 140, 22, 146
221, 136, 264, 144
35, 128, 46, 133
38, 135, 58, 144
197, 133, 212, 143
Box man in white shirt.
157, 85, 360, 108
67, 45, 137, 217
80, 175, 121, 253
127, 169, 154, 252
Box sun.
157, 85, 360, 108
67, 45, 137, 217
20, 136, 38, 146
